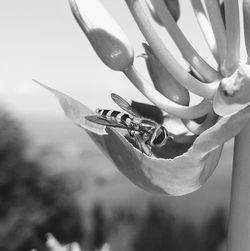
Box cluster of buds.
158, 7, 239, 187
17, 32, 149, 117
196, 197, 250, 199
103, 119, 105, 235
40, 0, 250, 196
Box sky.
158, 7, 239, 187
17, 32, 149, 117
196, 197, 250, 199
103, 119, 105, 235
0, 0, 221, 120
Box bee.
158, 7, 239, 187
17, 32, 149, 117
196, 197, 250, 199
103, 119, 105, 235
85, 93, 172, 156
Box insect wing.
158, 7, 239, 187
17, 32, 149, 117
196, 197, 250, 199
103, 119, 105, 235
111, 93, 141, 117
131, 100, 164, 124
85, 115, 128, 129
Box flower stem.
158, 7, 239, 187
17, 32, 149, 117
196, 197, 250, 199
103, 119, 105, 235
190, 0, 219, 63
123, 66, 212, 119
152, 0, 219, 82
204, 0, 227, 67
243, 0, 250, 61
125, 0, 218, 98
223, 0, 240, 76
227, 120, 250, 251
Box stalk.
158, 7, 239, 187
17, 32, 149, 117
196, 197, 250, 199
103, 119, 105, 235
204, 0, 227, 66
125, 0, 218, 98
190, 0, 219, 63
152, 0, 219, 82
223, 0, 240, 76
124, 66, 212, 119
227, 120, 250, 251
243, 0, 250, 62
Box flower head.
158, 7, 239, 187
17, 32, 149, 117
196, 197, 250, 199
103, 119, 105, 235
38, 0, 250, 195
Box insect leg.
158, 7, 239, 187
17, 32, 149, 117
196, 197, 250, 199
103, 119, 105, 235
133, 133, 143, 153
143, 138, 152, 156
135, 133, 152, 156
127, 130, 144, 154
127, 130, 151, 156
128, 130, 135, 137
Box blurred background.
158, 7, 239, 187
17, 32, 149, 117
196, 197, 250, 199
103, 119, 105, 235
0, 0, 239, 250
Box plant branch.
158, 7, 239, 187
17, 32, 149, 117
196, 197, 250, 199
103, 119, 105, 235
227, 120, 250, 251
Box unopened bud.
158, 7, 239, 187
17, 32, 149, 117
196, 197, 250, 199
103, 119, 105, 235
69, 0, 134, 71
146, 0, 180, 23
145, 0, 164, 26
142, 43, 190, 106
146, 0, 180, 26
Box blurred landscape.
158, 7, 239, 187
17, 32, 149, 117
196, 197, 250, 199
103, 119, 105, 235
2, 112, 231, 251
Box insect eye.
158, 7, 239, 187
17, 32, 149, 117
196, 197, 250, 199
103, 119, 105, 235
152, 128, 165, 145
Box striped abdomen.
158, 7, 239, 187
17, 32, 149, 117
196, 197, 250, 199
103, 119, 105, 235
96, 109, 134, 127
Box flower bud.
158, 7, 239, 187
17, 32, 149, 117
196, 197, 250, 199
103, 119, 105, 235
145, 0, 180, 25
142, 43, 190, 106
69, 0, 134, 71
145, 0, 164, 26
163, 0, 180, 22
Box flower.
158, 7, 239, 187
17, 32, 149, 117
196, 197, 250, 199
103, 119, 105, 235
38, 0, 250, 196
46, 233, 81, 251
145, 0, 180, 25
69, 0, 134, 71
45, 233, 110, 251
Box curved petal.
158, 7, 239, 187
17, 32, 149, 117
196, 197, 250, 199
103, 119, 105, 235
88, 128, 223, 195
89, 106, 250, 195
38, 84, 250, 196
182, 109, 218, 135
34, 80, 105, 134
89, 106, 250, 196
